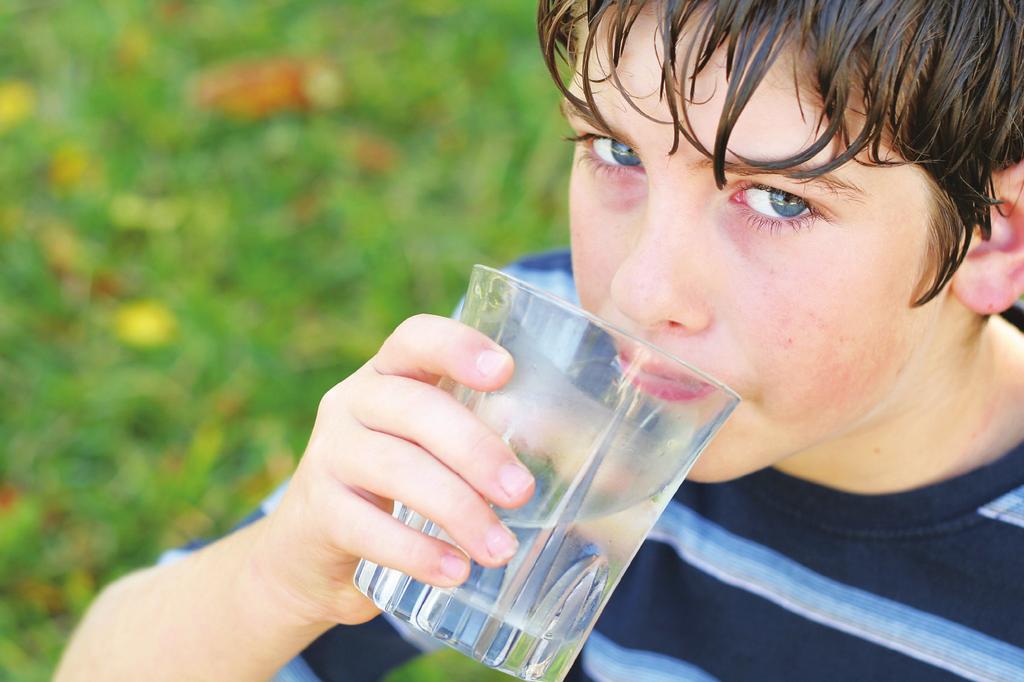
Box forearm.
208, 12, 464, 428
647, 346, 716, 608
55, 517, 334, 682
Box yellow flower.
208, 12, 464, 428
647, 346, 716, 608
116, 25, 152, 69
0, 81, 36, 133
303, 62, 344, 110
49, 144, 90, 190
109, 194, 184, 231
114, 300, 178, 348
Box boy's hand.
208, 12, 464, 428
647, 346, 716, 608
248, 314, 534, 628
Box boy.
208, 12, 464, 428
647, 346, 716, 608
57, 1, 1024, 680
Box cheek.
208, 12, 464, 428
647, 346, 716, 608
568, 169, 636, 308
743, 245, 921, 425
768, 310, 905, 412
570, 151, 647, 213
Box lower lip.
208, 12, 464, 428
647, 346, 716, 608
619, 353, 716, 402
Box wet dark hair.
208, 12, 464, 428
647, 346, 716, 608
538, 0, 1024, 305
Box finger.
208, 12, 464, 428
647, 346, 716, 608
327, 489, 473, 588
351, 373, 534, 508
337, 428, 520, 569
371, 314, 513, 391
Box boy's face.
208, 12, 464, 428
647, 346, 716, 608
563, 11, 968, 482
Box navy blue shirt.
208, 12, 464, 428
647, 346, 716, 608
163, 250, 1024, 681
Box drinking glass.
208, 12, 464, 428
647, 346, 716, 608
355, 265, 739, 681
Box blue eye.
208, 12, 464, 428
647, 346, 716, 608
592, 137, 642, 167
745, 185, 809, 219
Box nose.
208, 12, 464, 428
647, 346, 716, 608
608, 190, 714, 335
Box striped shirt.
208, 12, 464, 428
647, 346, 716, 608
162, 249, 1024, 681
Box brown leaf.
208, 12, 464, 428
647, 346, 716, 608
0, 483, 19, 514
353, 132, 399, 175
213, 388, 247, 418
39, 222, 86, 277
159, 1, 187, 22
290, 190, 322, 224
16, 578, 66, 615
89, 270, 123, 299
192, 57, 342, 120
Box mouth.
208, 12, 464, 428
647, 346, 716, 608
618, 349, 716, 402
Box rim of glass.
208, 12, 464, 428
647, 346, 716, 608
472, 264, 740, 403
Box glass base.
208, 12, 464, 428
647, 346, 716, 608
355, 554, 605, 682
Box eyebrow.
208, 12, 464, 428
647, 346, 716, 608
694, 158, 866, 201
560, 98, 866, 201
559, 98, 641, 151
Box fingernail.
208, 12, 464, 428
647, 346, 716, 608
499, 463, 533, 500
485, 524, 519, 562
440, 553, 468, 582
476, 349, 508, 377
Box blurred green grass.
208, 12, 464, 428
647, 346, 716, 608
0, 1, 569, 678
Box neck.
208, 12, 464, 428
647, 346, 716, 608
774, 309, 1024, 494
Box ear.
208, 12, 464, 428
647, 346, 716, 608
951, 160, 1024, 314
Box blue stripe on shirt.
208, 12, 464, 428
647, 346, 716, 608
503, 259, 580, 306
978, 483, 1024, 530
271, 655, 323, 682
648, 501, 1024, 682
582, 630, 719, 682
262, 480, 289, 515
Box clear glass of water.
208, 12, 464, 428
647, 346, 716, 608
354, 265, 739, 681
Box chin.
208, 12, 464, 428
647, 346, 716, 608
683, 436, 775, 483
684, 456, 756, 483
